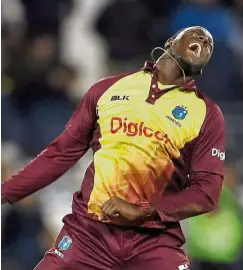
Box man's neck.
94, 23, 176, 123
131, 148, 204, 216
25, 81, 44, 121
155, 55, 192, 86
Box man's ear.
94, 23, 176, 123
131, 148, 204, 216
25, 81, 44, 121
164, 38, 174, 49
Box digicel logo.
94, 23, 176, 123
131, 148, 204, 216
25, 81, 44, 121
110, 117, 168, 143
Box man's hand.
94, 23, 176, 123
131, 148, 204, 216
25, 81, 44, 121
100, 196, 145, 222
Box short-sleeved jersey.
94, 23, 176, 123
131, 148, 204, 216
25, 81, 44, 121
66, 61, 225, 228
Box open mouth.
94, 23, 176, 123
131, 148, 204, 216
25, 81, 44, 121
188, 42, 202, 57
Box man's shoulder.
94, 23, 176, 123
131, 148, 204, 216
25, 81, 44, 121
196, 89, 224, 119
93, 70, 138, 91
195, 90, 225, 131
80, 70, 140, 105
84, 70, 138, 101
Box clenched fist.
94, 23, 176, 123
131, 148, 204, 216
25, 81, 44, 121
100, 196, 145, 222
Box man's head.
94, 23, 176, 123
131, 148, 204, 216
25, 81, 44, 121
164, 26, 214, 77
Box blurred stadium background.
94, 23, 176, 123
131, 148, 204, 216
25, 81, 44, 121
1, 0, 243, 269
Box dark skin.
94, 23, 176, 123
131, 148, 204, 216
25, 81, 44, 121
100, 197, 146, 223
101, 27, 214, 224
156, 27, 213, 85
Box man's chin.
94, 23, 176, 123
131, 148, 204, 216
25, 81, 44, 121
180, 55, 203, 67
177, 56, 203, 77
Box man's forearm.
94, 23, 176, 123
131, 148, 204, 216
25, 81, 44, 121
1, 130, 89, 204
150, 172, 223, 223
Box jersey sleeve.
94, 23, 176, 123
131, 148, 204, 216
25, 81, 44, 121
1, 75, 124, 204
189, 104, 226, 176
1, 130, 90, 204
65, 85, 98, 143
1, 86, 98, 203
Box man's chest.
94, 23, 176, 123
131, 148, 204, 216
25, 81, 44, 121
96, 82, 206, 151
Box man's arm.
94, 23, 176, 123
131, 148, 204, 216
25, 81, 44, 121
1, 77, 116, 204
1, 130, 90, 204
150, 103, 226, 222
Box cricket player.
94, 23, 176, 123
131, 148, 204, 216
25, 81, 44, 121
1, 26, 225, 270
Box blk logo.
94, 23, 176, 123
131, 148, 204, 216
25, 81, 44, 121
111, 95, 129, 101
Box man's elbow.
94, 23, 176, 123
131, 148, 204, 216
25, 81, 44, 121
201, 192, 219, 214
186, 190, 220, 216
189, 171, 223, 215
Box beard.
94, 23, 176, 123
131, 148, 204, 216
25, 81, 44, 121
168, 47, 204, 77
176, 56, 203, 77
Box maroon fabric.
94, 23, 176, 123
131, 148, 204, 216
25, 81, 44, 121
151, 172, 223, 223
189, 94, 225, 175
34, 215, 190, 270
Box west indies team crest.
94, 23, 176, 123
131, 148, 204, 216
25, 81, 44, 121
172, 106, 188, 120
58, 236, 72, 251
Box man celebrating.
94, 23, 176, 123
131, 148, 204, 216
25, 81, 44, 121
2, 26, 225, 269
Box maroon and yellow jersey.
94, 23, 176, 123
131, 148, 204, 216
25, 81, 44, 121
2, 62, 225, 245
86, 74, 205, 216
